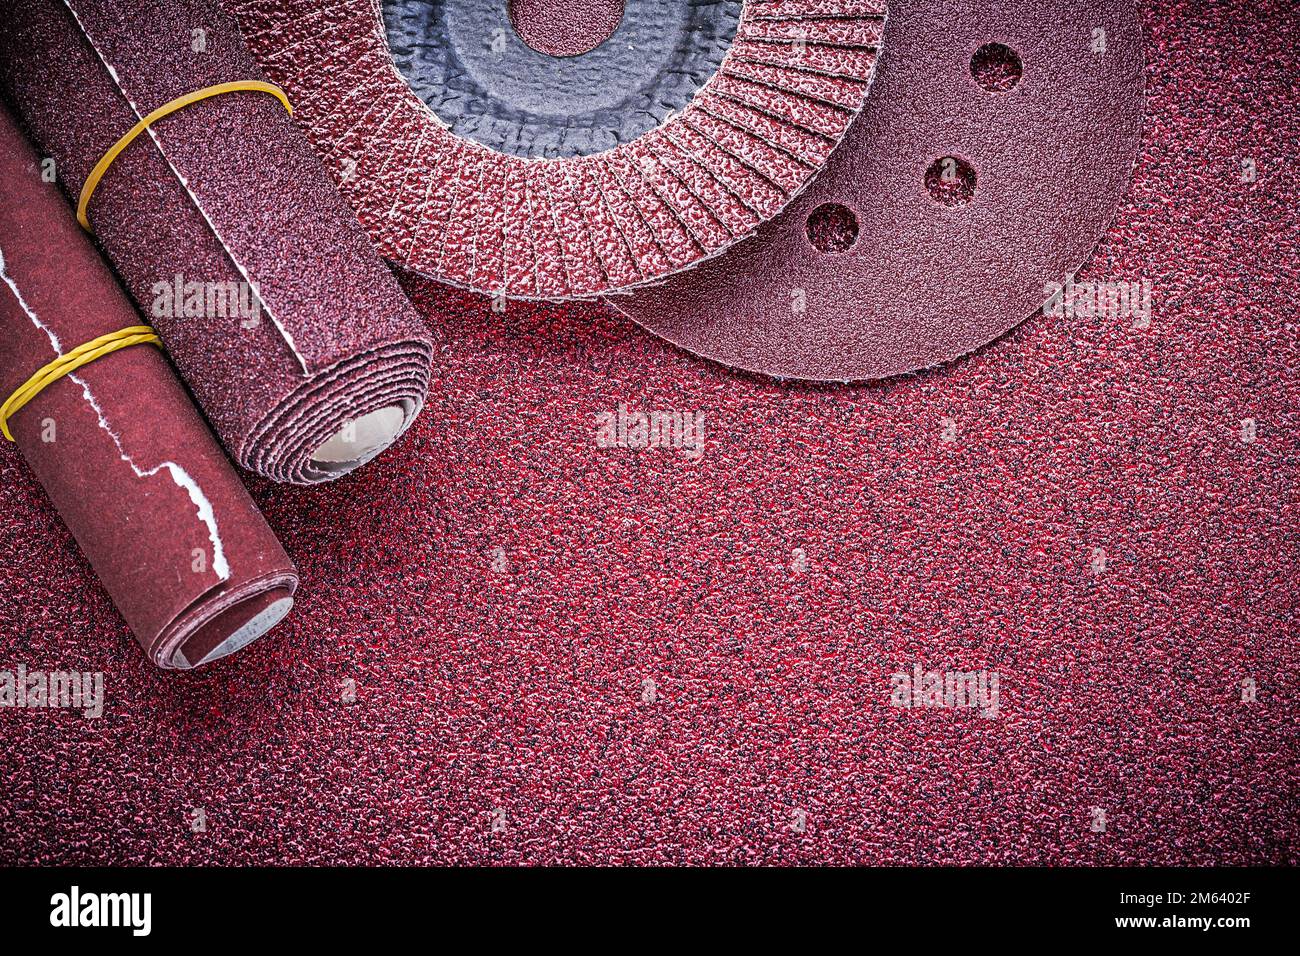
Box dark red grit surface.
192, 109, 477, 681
0, 0, 1296, 865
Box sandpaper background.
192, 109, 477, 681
231, 0, 888, 299
0, 0, 1294, 864
0, 104, 297, 670
0, 0, 435, 484
508, 0, 628, 60
613, 0, 1145, 381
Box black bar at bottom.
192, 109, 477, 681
0, 865, 1289, 942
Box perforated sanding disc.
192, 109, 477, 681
231, 0, 889, 299
610, 0, 1145, 381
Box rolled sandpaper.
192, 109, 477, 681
0, 103, 297, 669
0, 0, 434, 484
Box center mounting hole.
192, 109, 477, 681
970, 42, 1023, 92
924, 156, 976, 207
805, 202, 858, 254
509, 0, 625, 58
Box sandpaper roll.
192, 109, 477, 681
0, 0, 435, 484
0, 103, 297, 669
229, 0, 889, 300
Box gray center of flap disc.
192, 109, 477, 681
379, 0, 742, 159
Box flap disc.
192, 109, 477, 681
232, 0, 889, 300
609, 0, 1145, 381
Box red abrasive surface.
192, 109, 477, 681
230, 0, 887, 299
0, 0, 435, 485
614, 0, 1145, 382
0, 0, 1296, 865
0, 104, 297, 670
509, 0, 625, 58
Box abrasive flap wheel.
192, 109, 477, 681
231, 0, 889, 300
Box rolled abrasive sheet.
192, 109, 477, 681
0, 103, 297, 669
0, 0, 434, 484
229, 0, 888, 300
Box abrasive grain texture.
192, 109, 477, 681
509, 0, 625, 58
0, 0, 1294, 865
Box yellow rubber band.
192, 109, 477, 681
0, 326, 162, 441
77, 80, 292, 231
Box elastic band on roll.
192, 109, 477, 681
0, 326, 161, 440
77, 80, 292, 231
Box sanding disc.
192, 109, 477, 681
231, 0, 889, 300
610, 0, 1145, 381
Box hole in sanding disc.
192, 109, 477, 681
509, 0, 625, 57
971, 42, 1023, 92
806, 203, 859, 254
925, 156, 977, 207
